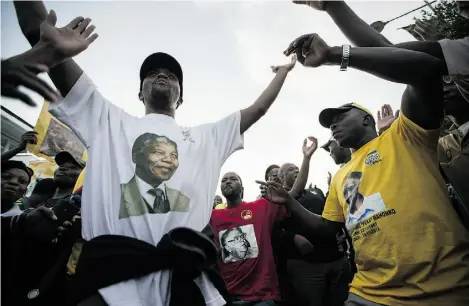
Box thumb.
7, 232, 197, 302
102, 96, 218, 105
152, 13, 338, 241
46, 9, 58, 26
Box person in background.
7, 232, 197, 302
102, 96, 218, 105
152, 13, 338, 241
213, 195, 225, 209
1, 160, 33, 217
321, 137, 351, 167
211, 172, 286, 305
265, 164, 280, 183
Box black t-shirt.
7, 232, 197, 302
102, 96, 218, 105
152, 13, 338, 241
279, 190, 344, 263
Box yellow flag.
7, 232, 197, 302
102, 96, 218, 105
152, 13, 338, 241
73, 168, 86, 193
27, 101, 88, 163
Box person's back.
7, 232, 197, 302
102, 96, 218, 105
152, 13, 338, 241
325, 113, 469, 305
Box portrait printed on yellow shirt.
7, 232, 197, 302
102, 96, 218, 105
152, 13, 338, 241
119, 133, 190, 219
343, 171, 387, 230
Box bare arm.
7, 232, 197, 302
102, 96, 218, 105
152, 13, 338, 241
324, 1, 447, 69
13, 1, 84, 97
240, 57, 296, 134
326, 46, 444, 128
289, 156, 310, 199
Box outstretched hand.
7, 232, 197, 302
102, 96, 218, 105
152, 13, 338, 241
284, 33, 329, 67
1, 59, 59, 106
292, 1, 327, 11
256, 180, 291, 204
302, 136, 318, 158
39, 10, 99, 64
271, 54, 297, 73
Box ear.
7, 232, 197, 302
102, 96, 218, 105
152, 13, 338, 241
363, 115, 373, 126
241, 186, 244, 199
138, 92, 144, 103
176, 98, 183, 109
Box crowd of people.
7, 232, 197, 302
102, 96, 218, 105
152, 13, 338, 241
1, 1, 469, 306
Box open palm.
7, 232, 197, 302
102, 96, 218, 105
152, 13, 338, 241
40, 10, 98, 60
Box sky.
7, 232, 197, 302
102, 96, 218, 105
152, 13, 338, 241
1, 1, 431, 201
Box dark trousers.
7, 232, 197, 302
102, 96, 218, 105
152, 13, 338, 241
286, 257, 351, 306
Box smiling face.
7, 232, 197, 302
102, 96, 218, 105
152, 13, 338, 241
140, 68, 181, 110
1, 168, 30, 204
54, 161, 82, 188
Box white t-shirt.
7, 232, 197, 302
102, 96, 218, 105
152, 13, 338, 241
439, 37, 469, 102
49, 73, 244, 306
1, 204, 22, 217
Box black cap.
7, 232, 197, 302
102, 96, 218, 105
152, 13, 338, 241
321, 137, 337, 153
265, 164, 280, 181
1, 160, 33, 181
55, 151, 86, 169
319, 103, 373, 128
139, 52, 183, 98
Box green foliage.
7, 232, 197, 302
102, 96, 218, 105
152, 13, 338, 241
420, 0, 469, 39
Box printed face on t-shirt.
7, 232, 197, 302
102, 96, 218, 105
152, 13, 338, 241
219, 224, 259, 263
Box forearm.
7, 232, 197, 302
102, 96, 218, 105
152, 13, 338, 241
289, 156, 310, 199
13, 1, 83, 97
325, 1, 392, 47
240, 68, 290, 133
1, 146, 24, 161
326, 46, 444, 85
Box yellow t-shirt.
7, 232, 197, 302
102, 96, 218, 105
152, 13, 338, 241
73, 168, 86, 193
323, 113, 469, 306
214, 203, 227, 210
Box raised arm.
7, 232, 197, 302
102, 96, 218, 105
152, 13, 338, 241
1, 132, 38, 161
13, 1, 95, 97
240, 56, 296, 134
289, 136, 318, 199
285, 33, 445, 129
293, 1, 447, 67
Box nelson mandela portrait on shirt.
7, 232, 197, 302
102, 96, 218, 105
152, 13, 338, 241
119, 133, 190, 219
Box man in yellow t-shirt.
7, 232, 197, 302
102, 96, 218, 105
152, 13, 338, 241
260, 35, 469, 306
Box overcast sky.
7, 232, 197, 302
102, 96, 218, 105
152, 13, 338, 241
1, 1, 429, 201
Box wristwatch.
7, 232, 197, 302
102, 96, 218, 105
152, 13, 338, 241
340, 44, 351, 71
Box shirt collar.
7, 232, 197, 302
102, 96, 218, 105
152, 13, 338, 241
135, 176, 166, 198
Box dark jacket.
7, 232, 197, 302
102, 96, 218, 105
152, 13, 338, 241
74, 226, 231, 306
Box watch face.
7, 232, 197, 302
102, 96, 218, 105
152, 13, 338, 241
27, 289, 40, 299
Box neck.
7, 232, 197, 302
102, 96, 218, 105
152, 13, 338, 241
226, 197, 243, 208
145, 103, 175, 118
283, 184, 292, 192
1, 200, 15, 213
352, 130, 378, 151
53, 186, 73, 199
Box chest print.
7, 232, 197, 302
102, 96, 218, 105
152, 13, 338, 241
181, 128, 195, 143
364, 150, 381, 166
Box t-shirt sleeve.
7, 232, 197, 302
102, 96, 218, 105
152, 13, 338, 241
48, 73, 119, 147
322, 177, 345, 223
210, 111, 244, 164
439, 37, 469, 78
391, 112, 440, 149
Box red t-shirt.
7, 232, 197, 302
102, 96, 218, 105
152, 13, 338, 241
210, 198, 284, 302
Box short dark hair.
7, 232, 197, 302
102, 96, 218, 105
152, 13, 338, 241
132, 133, 178, 160
265, 164, 279, 181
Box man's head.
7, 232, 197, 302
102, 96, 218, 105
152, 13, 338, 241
138, 53, 183, 114
221, 172, 243, 200
54, 151, 85, 188
265, 164, 280, 183
456, 1, 469, 19
220, 227, 250, 260
321, 137, 352, 165
319, 103, 376, 149
213, 195, 223, 208
343, 172, 364, 214
1, 161, 33, 204
279, 163, 299, 189
132, 133, 179, 186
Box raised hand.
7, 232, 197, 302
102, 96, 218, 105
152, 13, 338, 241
19, 131, 38, 150
292, 1, 327, 11
39, 10, 98, 63
377, 104, 399, 134
284, 33, 329, 67
302, 136, 318, 158
271, 54, 297, 73
1, 58, 59, 106
256, 180, 291, 204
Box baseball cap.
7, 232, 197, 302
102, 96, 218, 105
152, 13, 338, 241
139, 52, 183, 98
321, 136, 337, 153
319, 103, 373, 128
1, 160, 33, 181
55, 151, 86, 169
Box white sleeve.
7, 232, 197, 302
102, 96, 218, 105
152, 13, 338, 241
48, 73, 118, 147
210, 111, 244, 163
439, 37, 469, 78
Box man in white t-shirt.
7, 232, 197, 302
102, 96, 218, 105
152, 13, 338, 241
13, 3, 296, 305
